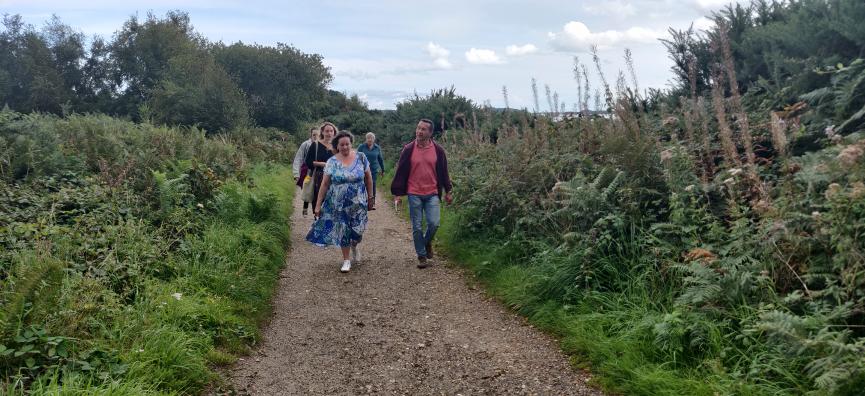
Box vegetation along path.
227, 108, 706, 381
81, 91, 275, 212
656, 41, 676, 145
226, 191, 601, 395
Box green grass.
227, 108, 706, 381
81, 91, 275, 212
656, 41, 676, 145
2, 165, 294, 394
434, 209, 779, 396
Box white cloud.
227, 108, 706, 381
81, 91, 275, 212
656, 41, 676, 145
505, 43, 538, 57
433, 58, 452, 69
693, 0, 728, 9
583, 1, 636, 17
425, 42, 449, 59
465, 48, 503, 64
425, 42, 452, 69
328, 57, 453, 81
548, 21, 664, 51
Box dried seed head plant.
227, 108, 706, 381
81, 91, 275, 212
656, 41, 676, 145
711, 69, 742, 168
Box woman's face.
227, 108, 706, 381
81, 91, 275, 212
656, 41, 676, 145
337, 136, 352, 156
322, 125, 335, 140
365, 135, 374, 146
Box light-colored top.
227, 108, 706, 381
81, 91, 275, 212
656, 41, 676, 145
292, 139, 314, 178
407, 143, 438, 196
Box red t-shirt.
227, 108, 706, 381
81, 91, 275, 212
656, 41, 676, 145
407, 143, 438, 195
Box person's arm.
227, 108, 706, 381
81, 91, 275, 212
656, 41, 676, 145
392, 146, 409, 204
314, 174, 331, 216
292, 141, 308, 179
440, 148, 454, 204
364, 169, 374, 209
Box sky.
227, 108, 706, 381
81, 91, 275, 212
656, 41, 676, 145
1, 0, 744, 110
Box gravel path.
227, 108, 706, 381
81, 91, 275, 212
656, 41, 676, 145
225, 192, 601, 395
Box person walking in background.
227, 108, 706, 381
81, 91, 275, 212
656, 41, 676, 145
305, 122, 336, 218
294, 126, 319, 216
356, 132, 385, 209
307, 131, 374, 273
390, 119, 453, 269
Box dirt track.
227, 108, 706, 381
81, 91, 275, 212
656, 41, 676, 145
225, 192, 601, 395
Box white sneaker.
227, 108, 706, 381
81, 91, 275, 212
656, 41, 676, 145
340, 260, 351, 273
350, 245, 360, 262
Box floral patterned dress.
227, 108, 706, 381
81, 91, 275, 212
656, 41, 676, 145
306, 153, 370, 247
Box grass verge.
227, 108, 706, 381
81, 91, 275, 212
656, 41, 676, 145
435, 210, 766, 396
2, 165, 293, 395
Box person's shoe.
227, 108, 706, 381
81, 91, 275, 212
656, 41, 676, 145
425, 242, 434, 259
417, 256, 429, 269
340, 260, 351, 273
302, 207, 308, 216
351, 245, 360, 262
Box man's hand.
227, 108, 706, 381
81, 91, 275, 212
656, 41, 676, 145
444, 192, 453, 205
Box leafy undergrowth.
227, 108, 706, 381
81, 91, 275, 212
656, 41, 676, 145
1, 111, 295, 394
2, 166, 293, 395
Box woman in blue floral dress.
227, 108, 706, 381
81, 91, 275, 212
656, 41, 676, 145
307, 131, 374, 272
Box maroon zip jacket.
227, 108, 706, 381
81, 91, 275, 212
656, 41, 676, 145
390, 140, 453, 198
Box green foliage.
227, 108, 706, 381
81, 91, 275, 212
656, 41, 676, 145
433, 2, 865, 390
800, 59, 865, 135
107, 11, 202, 117
145, 51, 250, 133
381, 87, 475, 146
0, 12, 335, 133
0, 15, 81, 114
0, 110, 294, 393
213, 42, 332, 132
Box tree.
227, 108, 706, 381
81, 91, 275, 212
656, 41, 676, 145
325, 94, 383, 134
381, 87, 475, 147
0, 14, 82, 113
213, 42, 331, 132
145, 51, 250, 133
108, 11, 203, 117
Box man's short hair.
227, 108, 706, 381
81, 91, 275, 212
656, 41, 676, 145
418, 118, 434, 132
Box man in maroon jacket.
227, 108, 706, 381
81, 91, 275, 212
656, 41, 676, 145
390, 119, 454, 268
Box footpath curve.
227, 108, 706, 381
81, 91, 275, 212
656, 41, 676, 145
226, 191, 601, 395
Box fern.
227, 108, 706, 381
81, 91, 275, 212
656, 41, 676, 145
0, 254, 65, 338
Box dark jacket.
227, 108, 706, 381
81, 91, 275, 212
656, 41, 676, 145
390, 140, 453, 197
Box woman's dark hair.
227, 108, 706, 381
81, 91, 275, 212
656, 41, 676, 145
331, 130, 354, 151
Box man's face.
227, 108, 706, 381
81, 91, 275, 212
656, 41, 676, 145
415, 121, 432, 140
310, 128, 318, 140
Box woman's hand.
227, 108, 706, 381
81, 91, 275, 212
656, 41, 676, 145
314, 204, 322, 217
367, 195, 375, 210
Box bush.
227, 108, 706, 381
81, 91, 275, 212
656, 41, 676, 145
0, 109, 295, 393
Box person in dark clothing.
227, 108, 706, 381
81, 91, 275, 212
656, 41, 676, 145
294, 127, 319, 216
390, 119, 453, 268
305, 122, 336, 217
356, 132, 384, 208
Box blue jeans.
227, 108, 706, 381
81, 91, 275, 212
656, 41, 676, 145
408, 194, 440, 258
